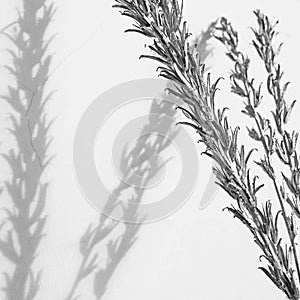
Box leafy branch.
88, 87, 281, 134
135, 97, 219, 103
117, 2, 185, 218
214, 11, 300, 294
113, 0, 300, 299
251, 11, 300, 217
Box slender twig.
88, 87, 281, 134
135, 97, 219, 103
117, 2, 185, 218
214, 12, 300, 296
251, 11, 300, 218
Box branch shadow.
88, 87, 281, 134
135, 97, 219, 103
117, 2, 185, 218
65, 83, 178, 300
0, 1, 55, 299
93, 91, 179, 300
65, 20, 216, 300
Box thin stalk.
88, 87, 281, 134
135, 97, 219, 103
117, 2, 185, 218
252, 11, 300, 217
253, 82, 300, 286
254, 115, 300, 284
215, 13, 300, 297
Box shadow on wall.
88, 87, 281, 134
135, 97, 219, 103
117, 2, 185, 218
0, 2, 217, 300
0, 1, 56, 300
66, 86, 179, 300
66, 21, 217, 300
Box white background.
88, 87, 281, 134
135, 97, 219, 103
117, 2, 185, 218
1, 0, 300, 299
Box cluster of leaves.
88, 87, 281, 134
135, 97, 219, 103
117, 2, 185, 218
0, 1, 55, 299
113, 0, 300, 299
214, 11, 300, 298
65, 97, 178, 300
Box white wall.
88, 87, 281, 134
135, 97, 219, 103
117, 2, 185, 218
1, 0, 300, 299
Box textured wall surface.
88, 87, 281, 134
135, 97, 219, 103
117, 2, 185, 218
1, 1, 300, 300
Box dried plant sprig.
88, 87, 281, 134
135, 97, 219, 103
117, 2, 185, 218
251, 11, 300, 218
113, 0, 300, 299
0, 1, 55, 299
214, 11, 300, 298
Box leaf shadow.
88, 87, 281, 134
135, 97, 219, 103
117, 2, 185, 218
65, 19, 216, 300
0, 1, 55, 300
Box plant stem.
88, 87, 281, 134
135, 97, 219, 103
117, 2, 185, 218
253, 114, 300, 284
215, 14, 300, 297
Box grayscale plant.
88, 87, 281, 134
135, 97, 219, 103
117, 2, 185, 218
214, 11, 300, 298
113, 0, 300, 299
0, 1, 55, 299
